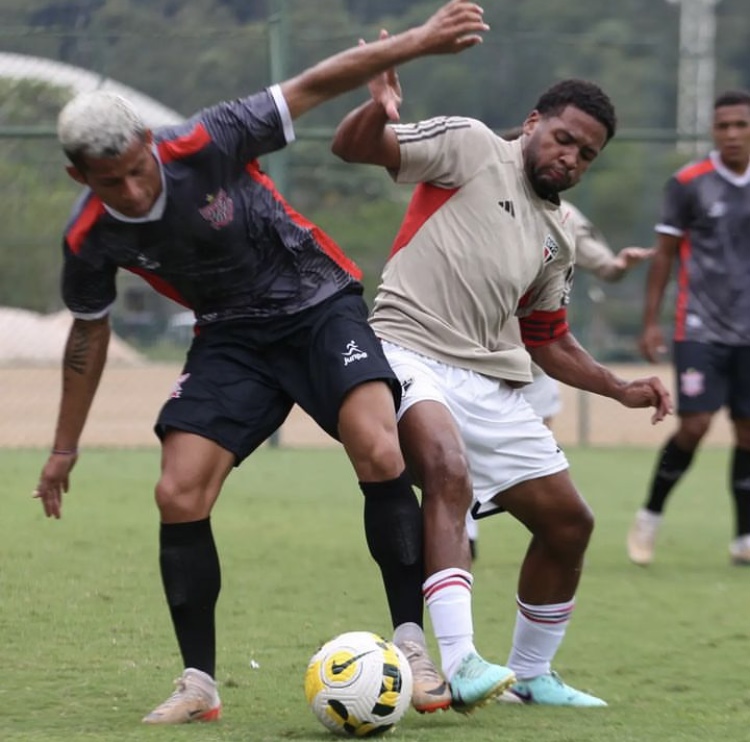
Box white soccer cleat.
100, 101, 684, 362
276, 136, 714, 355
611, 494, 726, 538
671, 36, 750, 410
729, 535, 750, 566
626, 508, 662, 566
142, 668, 221, 724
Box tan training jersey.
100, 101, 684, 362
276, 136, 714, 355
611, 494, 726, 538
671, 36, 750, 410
563, 200, 617, 279
370, 117, 576, 383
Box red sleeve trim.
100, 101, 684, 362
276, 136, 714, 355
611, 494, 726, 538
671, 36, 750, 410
519, 307, 569, 347
158, 123, 212, 164
675, 158, 714, 184
66, 196, 106, 255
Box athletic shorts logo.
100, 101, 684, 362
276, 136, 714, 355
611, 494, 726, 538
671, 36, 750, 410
342, 340, 368, 366
401, 377, 414, 395
680, 368, 704, 397
543, 234, 559, 264
199, 189, 234, 229
170, 372, 191, 399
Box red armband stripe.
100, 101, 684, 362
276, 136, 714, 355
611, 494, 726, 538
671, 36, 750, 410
520, 307, 569, 347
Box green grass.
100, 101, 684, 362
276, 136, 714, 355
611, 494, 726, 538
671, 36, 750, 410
2, 447, 749, 741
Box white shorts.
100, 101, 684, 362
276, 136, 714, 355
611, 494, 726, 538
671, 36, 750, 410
520, 371, 562, 420
383, 342, 569, 517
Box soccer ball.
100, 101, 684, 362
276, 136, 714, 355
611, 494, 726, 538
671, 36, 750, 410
304, 630, 413, 737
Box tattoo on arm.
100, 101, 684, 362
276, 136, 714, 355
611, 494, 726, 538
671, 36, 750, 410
65, 323, 90, 375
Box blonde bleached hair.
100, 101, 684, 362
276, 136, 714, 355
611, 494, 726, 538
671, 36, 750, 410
57, 90, 147, 167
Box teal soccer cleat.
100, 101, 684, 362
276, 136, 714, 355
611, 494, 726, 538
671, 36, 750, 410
499, 671, 607, 707
449, 653, 516, 714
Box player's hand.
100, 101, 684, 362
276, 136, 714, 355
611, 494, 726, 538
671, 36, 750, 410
33, 452, 78, 519
639, 323, 667, 364
363, 31, 402, 121
613, 246, 655, 271
416, 0, 489, 56
616, 376, 673, 424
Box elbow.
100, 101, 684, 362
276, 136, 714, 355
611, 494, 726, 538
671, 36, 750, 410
330, 137, 347, 162
331, 131, 356, 163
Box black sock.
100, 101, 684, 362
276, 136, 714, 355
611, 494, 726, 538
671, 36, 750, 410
645, 437, 695, 513
160, 519, 221, 677
731, 447, 750, 537
360, 471, 424, 630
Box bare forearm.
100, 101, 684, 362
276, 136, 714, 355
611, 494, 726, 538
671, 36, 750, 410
529, 333, 627, 402
282, 30, 423, 119
281, 1, 487, 119
642, 247, 674, 327
53, 318, 110, 449
332, 100, 394, 164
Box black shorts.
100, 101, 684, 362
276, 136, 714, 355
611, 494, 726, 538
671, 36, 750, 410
674, 340, 750, 418
155, 289, 401, 462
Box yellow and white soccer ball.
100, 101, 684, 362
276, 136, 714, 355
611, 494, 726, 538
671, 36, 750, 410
304, 630, 413, 737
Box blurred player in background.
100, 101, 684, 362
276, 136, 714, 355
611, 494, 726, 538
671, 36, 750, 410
627, 89, 750, 567
31, 0, 489, 724
466, 196, 653, 558
333, 59, 672, 707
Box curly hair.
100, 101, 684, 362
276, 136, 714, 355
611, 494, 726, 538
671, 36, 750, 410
533, 79, 617, 142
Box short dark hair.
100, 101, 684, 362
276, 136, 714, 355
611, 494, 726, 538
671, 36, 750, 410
533, 79, 617, 142
714, 90, 750, 110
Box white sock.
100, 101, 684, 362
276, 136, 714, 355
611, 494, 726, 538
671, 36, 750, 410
506, 596, 574, 681
424, 568, 475, 679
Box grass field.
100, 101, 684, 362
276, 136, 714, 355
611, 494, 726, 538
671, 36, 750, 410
2, 446, 749, 741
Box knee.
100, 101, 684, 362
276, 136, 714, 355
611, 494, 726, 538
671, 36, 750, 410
155, 475, 200, 522
421, 446, 473, 511
676, 415, 711, 448
543, 501, 595, 557
351, 432, 405, 481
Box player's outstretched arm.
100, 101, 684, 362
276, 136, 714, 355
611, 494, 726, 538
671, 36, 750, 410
33, 316, 110, 519
330, 30, 407, 170
280, 0, 487, 120
529, 332, 673, 424
590, 246, 655, 282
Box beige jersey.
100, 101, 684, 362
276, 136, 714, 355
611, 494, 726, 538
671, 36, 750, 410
563, 200, 618, 279
510, 201, 616, 379
370, 117, 575, 383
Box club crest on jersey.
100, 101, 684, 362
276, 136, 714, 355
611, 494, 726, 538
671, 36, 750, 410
342, 340, 368, 366
680, 368, 704, 398
199, 189, 234, 229
543, 234, 559, 264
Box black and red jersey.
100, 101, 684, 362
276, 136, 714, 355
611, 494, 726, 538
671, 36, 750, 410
657, 151, 750, 345
62, 87, 362, 323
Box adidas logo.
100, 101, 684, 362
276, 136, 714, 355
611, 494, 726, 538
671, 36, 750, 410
498, 199, 515, 218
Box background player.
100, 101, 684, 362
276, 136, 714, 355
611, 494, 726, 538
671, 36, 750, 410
467, 195, 653, 558
627, 89, 750, 567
